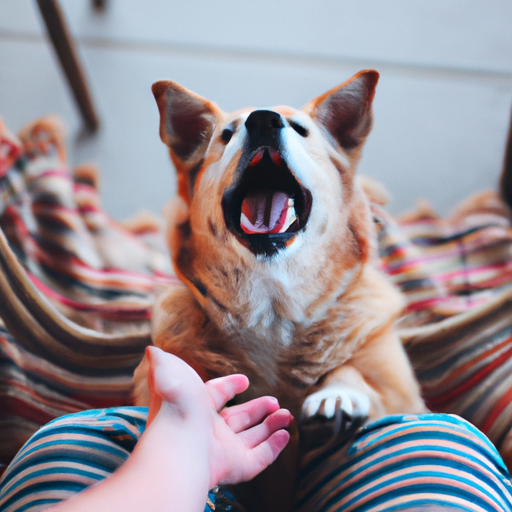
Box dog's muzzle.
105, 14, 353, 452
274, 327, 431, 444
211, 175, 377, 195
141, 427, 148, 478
222, 111, 312, 257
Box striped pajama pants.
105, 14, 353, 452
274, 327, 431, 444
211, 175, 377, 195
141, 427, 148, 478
0, 408, 511, 512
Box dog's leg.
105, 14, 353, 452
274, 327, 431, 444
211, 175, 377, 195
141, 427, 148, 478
300, 364, 373, 451
351, 328, 427, 416
300, 330, 426, 449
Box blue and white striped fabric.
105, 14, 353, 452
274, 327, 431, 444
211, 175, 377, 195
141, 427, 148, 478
297, 414, 512, 512
1, 409, 511, 512
0, 407, 147, 512
0, 407, 234, 512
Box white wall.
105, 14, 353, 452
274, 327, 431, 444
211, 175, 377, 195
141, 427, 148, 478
1, 0, 511, 219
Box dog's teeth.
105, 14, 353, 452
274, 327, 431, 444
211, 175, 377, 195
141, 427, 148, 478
277, 202, 297, 234
241, 212, 270, 234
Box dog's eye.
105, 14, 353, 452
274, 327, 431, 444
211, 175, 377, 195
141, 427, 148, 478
221, 127, 234, 143
289, 120, 308, 137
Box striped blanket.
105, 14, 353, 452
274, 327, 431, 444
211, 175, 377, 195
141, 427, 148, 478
374, 196, 512, 468
1, 116, 512, 507
0, 117, 176, 470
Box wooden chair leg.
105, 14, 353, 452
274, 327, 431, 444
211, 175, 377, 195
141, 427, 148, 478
92, 0, 107, 10
500, 106, 512, 209
36, 0, 99, 132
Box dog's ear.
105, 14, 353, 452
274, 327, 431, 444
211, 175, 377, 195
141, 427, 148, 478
305, 70, 379, 152
152, 80, 218, 177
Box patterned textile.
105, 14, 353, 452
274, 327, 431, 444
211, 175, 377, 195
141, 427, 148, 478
375, 195, 512, 324
0, 408, 147, 512
0, 407, 236, 512
374, 198, 512, 467
0, 117, 177, 469
0, 409, 510, 512
297, 414, 512, 512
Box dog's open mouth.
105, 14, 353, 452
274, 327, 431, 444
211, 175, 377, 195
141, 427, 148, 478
222, 147, 312, 256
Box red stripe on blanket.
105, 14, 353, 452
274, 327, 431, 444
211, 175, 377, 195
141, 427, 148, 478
28, 272, 152, 319
481, 386, 512, 435
426, 342, 512, 409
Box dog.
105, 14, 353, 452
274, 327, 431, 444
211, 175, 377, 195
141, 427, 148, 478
134, 69, 426, 511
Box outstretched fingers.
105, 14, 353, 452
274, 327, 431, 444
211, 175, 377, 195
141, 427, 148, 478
219, 411, 292, 485
239, 408, 293, 449
253, 428, 291, 466
221, 396, 281, 433
206, 374, 249, 411
242, 428, 291, 482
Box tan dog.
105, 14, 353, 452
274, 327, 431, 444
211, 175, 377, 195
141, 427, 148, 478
134, 69, 426, 511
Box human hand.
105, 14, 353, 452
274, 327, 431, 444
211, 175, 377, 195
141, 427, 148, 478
145, 346, 293, 488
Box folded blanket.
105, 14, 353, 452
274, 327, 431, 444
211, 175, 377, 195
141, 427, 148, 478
375, 195, 512, 468
0, 117, 176, 469
1, 115, 512, 474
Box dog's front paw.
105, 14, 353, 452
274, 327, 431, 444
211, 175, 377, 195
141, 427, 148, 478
300, 385, 370, 450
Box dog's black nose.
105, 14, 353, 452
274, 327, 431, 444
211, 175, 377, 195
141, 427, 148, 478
245, 110, 284, 133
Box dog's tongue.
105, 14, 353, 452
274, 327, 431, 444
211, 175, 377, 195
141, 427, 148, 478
241, 191, 297, 234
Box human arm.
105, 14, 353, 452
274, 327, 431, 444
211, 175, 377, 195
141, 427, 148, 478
48, 346, 292, 512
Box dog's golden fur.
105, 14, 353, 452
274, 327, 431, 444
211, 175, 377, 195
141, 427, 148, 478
134, 70, 426, 511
